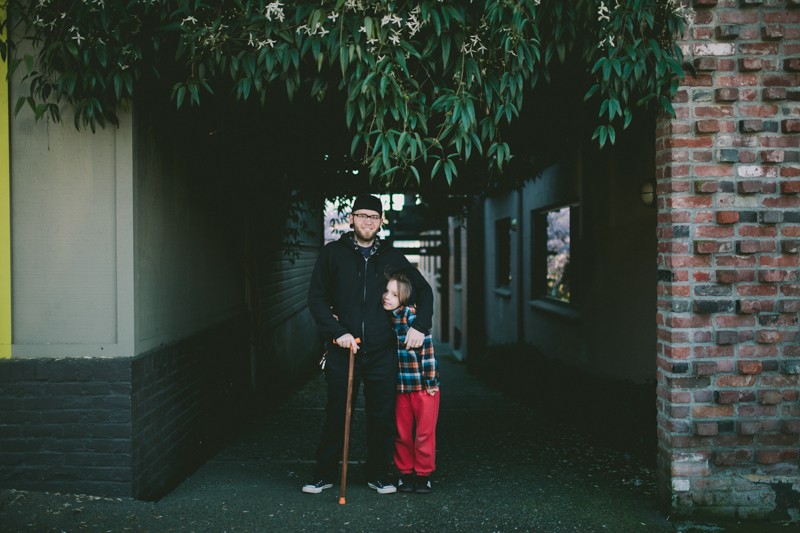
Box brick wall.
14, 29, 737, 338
655, 0, 800, 520
0, 358, 133, 496
0, 316, 252, 499
131, 316, 251, 500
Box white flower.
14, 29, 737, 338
182, 16, 197, 25
265, 2, 285, 22
328, 12, 339, 22
388, 31, 400, 45
597, 1, 610, 22
72, 32, 84, 45
359, 25, 367, 33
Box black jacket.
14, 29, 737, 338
308, 233, 434, 352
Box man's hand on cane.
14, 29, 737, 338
335, 333, 360, 353
405, 327, 425, 349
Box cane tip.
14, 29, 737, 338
338, 497, 346, 505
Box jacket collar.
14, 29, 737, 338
343, 231, 382, 257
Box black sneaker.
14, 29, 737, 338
397, 473, 415, 493
367, 479, 397, 494
302, 479, 333, 494
415, 476, 432, 494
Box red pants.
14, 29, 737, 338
393, 390, 440, 476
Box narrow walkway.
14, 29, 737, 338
4, 356, 677, 532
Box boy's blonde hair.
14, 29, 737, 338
388, 273, 412, 306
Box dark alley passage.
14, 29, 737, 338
1, 354, 682, 532
5, 355, 786, 532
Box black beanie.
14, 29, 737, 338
352, 194, 383, 214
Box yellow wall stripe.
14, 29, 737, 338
0, 7, 11, 358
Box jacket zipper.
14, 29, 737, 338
361, 256, 369, 342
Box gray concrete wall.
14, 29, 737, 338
132, 107, 246, 356
9, 89, 134, 357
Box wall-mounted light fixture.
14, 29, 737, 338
640, 181, 656, 207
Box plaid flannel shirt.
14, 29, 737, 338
392, 305, 439, 393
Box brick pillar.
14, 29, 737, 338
655, 0, 800, 520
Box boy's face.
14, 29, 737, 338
382, 279, 401, 311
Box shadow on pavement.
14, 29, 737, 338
0, 353, 788, 532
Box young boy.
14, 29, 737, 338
382, 273, 440, 494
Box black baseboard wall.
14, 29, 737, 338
0, 316, 253, 500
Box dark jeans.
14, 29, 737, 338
313, 344, 397, 482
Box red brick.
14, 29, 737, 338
739, 421, 762, 435
716, 270, 738, 283
781, 181, 800, 194
739, 345, 778, 358
696, 422, 719, 436
761, 150, 785, 163
717, 375, 757, 387
762, 87, 786, 101
695, 57, 719, 72
763, 25, 784, 41
738, 180, 763, 194
741, 105, 779, 118
696, 362, 717, 376
737, 240, 777, 254
763, 197, 800, 208
757, 451, 782, 464
695, 166, 734, 178
782, 167, 800, 178
741, 226, 778, 238
757, 331, 781, 344
739, 361, 763, 375
696, 226, 734, 238
716, 211, 739, 224
740, 405, 778, 417
782, 119, 800, 133
741, 44, 779, 56
696, 120, 720, 133
695, 240, 734, 254
739, 58, 763, 72
737, 285, 778, 296
720, 11, 758, 24
785, 58, 800, 72
693, 405, 734, 418
715, 315, 755, 328
716, 88, 739, 101
717, 390, 742, 404
760, 390, 784, 404
759, 270, 797, 283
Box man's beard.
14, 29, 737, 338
353, 225, 378, 244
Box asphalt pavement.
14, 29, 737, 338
0, 354, 791, 532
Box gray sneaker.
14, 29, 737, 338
367, 479, 397, 494
302, 479, 333, 494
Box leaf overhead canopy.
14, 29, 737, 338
1, 0, 693, 190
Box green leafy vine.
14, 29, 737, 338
0, 0, 693, 188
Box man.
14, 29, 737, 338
303, 194, 433, 495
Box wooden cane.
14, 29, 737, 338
339, 338, 360, 505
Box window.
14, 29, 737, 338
495, 217, 512, 287
533, 204, 578, 304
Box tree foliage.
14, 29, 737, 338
1, 0, 693, 189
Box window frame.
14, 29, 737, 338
531, 202, 580, 307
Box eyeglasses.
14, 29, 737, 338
353, 213, 382, 222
